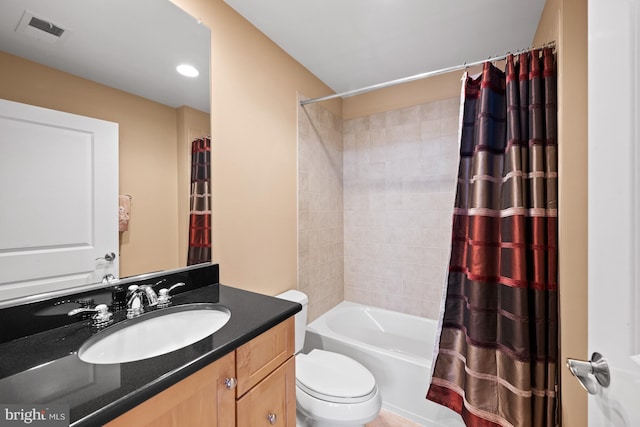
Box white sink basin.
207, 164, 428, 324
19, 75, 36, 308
78, 303, 230, 364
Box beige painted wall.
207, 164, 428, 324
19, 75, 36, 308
171, 0, 341, 295
0, 51, 187, 278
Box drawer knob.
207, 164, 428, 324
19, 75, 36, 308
267, 413, 277, 425
224, 377, 237, 390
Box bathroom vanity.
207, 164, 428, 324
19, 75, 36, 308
0, 264, 300, 426
106, 317, 295, 426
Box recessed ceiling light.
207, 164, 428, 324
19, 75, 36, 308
176, 64, 199, 78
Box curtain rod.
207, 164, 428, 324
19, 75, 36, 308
300, 41, 556, 106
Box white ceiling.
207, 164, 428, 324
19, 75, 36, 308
0, 0, 210, 112
223, 0, 547, 95
0, 1, 547, 108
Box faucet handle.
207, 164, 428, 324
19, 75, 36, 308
92, 304, 113, 328
68, 303, 113, 328
157, 282, 186, 308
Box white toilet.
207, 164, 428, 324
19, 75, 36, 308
276, 290, 382, 427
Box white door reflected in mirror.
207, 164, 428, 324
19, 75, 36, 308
0, 99, 118, 302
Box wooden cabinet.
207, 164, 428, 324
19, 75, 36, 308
236, 317, 295, 426
105, 317, 295, 427
237, 358, 295, 426
236, 316, 295, 396
105, 351, 236, 427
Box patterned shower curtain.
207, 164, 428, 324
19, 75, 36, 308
427, 48, 558, 427
187, 136, 212, 265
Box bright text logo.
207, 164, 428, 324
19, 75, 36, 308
0, 405, 68, 427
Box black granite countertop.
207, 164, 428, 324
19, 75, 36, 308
0, 283, 301, 426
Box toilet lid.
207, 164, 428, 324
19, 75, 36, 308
296, 349, 377, 404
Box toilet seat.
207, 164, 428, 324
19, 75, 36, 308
296, 349, 377, 404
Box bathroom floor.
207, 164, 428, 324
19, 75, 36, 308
366, 409, 423, 427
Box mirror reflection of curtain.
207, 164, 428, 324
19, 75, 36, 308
427, 48, 558, 427
187, 137, 211, 265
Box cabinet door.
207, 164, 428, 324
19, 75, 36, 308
236, 317, 294, 397
237, 357, 295, 427
105, 352, 236, 427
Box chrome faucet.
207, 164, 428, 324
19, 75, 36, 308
126, 286, 143, 318
139, 284, 159, 306
126, 279, 166, 318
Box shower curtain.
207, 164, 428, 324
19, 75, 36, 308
187, 136, 212, 265
427, 48, 558, 427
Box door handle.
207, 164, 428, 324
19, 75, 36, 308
96, 252, 116, 262
566, 352, 610, 394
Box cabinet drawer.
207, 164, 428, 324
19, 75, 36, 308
237, 357, 295, 427
236, 317, 294, 397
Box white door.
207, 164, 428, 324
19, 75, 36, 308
588, 0, 640, 425
0, 99, 118, 302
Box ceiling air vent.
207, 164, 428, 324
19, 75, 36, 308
28, 16, 65, 38
15, 10, 71, 44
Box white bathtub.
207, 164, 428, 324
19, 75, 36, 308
304, 301, 464, 427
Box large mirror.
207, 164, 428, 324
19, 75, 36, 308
0, 0, 211, 286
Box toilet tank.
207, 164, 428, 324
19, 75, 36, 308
275, 290, 308, 354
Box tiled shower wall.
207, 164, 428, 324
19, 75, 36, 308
298, 98, 344, 322
298, 97, 460, 321
342, 98, 460, 319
